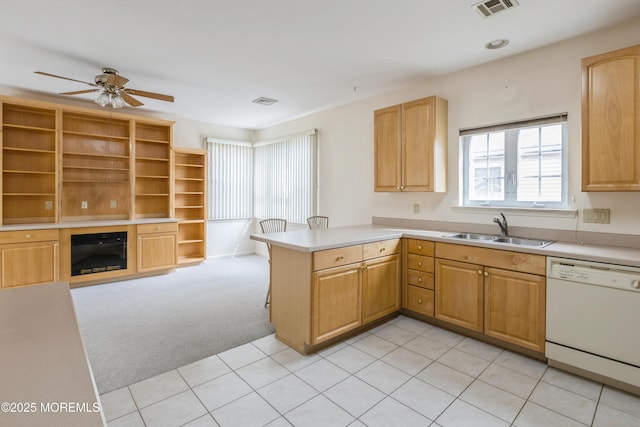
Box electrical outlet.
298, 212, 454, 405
81, 201, 88, 209
45, 200, 53, 210
583, 208, 610, 224
413, 203, 420, 214
110, 200, 117, 208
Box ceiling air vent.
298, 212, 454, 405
473, 0, 519, 18
252, 96, 278, 106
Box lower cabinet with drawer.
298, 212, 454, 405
0, 229, 59, 289
435, 242, 547, 353
269, 239, 400, 353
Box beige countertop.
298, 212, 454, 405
0, 282, 106, 427
250, 224, 640, 268
0, 218, 178, 232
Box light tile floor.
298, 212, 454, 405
100, 315, 640, 427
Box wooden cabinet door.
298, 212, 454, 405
137, 233, 177, 272
484, 267, 546, 352
0, 242, 59, 288
402, 97, 434, 191
374, 105, 402, 191
582, 44, 640, 191
435, 258, 483, 332
362, 254, 400, 324
312, 263, 362, 344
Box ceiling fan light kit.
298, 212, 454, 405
34, 67, 174, 109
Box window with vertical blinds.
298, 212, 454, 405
208, 140, 253, 219
206, 129, 317, 223
254, 130, 317, 224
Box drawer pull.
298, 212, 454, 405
379, 247, 386, 253
418, 276, 422, 282
418, 261, 422, 267
418, 245, 423, 250
25, 234, 32, 238
417, 299, 422, 304
336, 256, 344, 261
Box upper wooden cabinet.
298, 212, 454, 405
374, 96, 448, 192
582, 44, 640, 191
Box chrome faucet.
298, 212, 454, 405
493, 213, 508, 237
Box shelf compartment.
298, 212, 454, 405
135, 194, 170, 219
175, 206, 205, 220
3, 104, 56, 129
63, 167, 129, 183
136, 159, 170, 177
135, 140, 170, 160
136, 123, 171, 142
2, 127, 56, 151
3, 173, 56, 194
63, 113, 130, 139
63, 133, 130, 158
175, 179, 204, 193
3, 194, 56, 225
61, 181, 130, 219
3, 149, 56, 173
135, 177, 169, 195
175, 192, 204, 208
63, 154, 129, 171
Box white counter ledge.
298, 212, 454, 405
250, 224, 640, 268
0, 282, 106, 427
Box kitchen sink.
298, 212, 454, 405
445, 233, 554, 248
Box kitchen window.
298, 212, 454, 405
460, 114, 568, 209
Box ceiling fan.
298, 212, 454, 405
34, 67, 174, 108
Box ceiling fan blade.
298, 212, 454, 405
120, 92, 144, 107
106, 73, 129, 87
61, 89, 100, 95
124, 88, 174, 103
34, 71, 97, 87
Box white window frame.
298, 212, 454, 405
460, 113, 568, 209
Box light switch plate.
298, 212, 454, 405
81, 201, 88, 209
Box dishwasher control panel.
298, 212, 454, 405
547, 257, 640, 291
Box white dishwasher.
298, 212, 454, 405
546, 256, 640, 392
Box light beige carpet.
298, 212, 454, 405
71, 255, 274, 394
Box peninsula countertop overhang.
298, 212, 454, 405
250, 224, 640, 268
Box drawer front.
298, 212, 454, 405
137, 222, 178, 235
363, 238, 400, 259
407, 269, 434, 290
436, 242, 545, 275
406, 285, 434, 317
407, 239, 435, 256
313, 245, 363, 271
407, 253, 434, 273
0, 229, 59, 244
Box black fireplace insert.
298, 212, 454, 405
71, 232, 127, 276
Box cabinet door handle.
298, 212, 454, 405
484, 271, 489, 277
417, 299, 422, 304
477, 270, 482, 275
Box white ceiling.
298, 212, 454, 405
2, 0, 640, 129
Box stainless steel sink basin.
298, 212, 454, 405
445, 233, 553, 248
446, 232, 497, 241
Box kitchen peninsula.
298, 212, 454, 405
251, 223, 640, 356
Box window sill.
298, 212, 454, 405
451, 205, 577, 218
